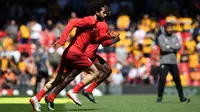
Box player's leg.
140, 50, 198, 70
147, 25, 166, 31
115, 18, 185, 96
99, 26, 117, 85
84, 63, 111, 92
170, 64, 190, 103
45, 70, 81, 110
29, 61, 69, 111
67, 63, 99, 106
93, 55, 112, 85
157, 64, 169, 102
69, 64, 99, 93
83, 56, 112, 103
30, 72, 65, 111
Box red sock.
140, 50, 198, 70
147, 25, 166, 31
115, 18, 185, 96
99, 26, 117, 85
85, 81, 98, 93
36, 89, 46, 101
47, 93, 57, 102
73, 81, 85, 93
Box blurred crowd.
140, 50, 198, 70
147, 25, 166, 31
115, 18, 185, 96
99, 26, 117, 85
0, 0, 200, 95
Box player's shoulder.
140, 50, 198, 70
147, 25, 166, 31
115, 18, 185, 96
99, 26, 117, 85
83, 16, 97, 25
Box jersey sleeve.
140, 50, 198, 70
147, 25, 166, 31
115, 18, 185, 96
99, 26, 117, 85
57, 16, 97, 45
101, 36, 120, 47
95, 23, 112, 42
101, 39, 113, 46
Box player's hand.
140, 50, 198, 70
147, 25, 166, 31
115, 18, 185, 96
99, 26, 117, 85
110, 31, 120, 38
54, 41, 62, 49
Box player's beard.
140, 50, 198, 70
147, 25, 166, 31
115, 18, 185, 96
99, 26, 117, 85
97, 15, 105, 21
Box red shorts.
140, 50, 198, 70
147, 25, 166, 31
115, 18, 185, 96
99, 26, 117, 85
89, 54, 107, 65
57, 46, 93, 73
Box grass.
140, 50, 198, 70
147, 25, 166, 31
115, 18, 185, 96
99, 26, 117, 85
0, 95, 199, 112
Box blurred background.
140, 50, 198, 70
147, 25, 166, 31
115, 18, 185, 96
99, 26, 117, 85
0, 0, 200, 96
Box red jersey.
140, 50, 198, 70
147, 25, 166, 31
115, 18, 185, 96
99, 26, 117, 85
84, 21, 113, 58
57, 16, 112, 53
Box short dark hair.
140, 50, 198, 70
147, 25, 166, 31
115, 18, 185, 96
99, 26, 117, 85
164, 22, 174, 28
87, 1, 104, 15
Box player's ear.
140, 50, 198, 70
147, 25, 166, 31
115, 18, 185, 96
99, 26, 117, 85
96, 11, 100, 15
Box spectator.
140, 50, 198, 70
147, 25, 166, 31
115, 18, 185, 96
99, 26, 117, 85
188, 51, 199, 72
34, 48, 51, 93
2, 69, 17, 89
185, 36, 196, 54
0, 56, 9, 75
127, 65, 137, 84
19, 24, 30, 44
138, 63, 149, 84
25, 57, 37, 76
48, 46, 60, 71
141, 14, 151, 28
69, 12, 78, 38
40, 28, 56, 47
111, 70, 124, 85
24, 57, 37, 88
2, 36, 14, 51
116, 44, 127, 63
18, 56, 26, 73
133, 24, 146, 46
46, 19, 54, 31
17, 71, 30, 93
180, 51, 189, 63
53, 22, 63, 39
29, 19, 42, 45
142, 34, 153, 58
193, 21, 200, 42
150, 48, 160, 85
120, 62, 130, 80
5, 20, 18, 42
69, 12, 77, 20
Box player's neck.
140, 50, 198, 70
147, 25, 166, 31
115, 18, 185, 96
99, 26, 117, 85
93, 15, 98, 21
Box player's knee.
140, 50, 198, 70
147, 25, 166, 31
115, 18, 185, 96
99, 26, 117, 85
103, 64, 112, 77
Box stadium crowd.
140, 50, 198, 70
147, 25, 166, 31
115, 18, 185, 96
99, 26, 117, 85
0, 0, 200, 95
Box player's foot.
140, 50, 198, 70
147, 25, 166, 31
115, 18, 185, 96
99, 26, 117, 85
45, 96, 55, 111
156, 97, 162, 103
67, 89, 82, 106
29, 96, 41, 112
180, 97, 190, 103
82, 89, 96, 103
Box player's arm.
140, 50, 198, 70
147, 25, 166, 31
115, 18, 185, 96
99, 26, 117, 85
56, 17, 97, 46
95, 23, 119, 42
95, 30, 120, 42
101, 36, 120, 47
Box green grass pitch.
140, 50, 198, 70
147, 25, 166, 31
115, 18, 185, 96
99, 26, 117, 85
0, 95, 199, 112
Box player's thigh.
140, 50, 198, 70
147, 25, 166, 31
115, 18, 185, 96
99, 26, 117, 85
93, 55, 107, 70
51, 73, 64, 85
65, 50, 99, 75
96, 55, 111, 74
64, 69, 82, 82
83, 64, 99, 76
70, 54, 94, 71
